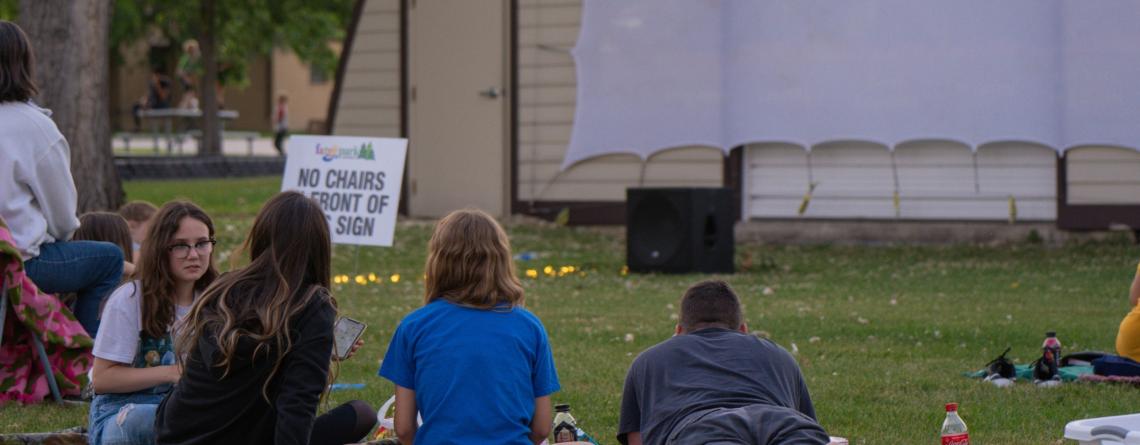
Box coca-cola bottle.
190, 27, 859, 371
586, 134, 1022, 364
1042, 331, 1062, 371
941, 403, 969, 445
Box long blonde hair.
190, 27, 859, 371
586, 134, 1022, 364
423, 209, 524, 308
178, 191, 334, 399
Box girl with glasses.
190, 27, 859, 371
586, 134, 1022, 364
157, 191, 376, 445
88, 201, 219, 445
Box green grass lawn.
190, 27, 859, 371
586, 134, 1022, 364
4, 176, 1140, 444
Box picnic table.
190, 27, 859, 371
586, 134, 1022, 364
138, 108, 239, 154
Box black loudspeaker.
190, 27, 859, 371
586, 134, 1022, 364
626, 187, 735, 274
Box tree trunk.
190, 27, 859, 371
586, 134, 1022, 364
198, 0, 222, 156
19, 0, 122, 212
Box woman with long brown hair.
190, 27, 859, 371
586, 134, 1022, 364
379, 209, 561, 445
1, 20, 124, 337
88, 201, 218, 445
156, 191, 375, 445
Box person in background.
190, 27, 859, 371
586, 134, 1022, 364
380, 209, 560, 445
1115, 261, 1140, 362
119, 200, 158, 264
147, 68, 172, 110
156, 191, 375, 445
0, 20, 123, 337
88, 202, 219, 445
176, 40, 201, 92
73, 212, 136, 277
273, 93, 288, 156
617, 280, 829, 445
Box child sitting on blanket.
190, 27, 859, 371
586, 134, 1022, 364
88, 202, 219, 445
379, 209, 561, 445
1116, 260, 1140, 362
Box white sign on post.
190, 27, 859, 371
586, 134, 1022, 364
281, 135, 407, 247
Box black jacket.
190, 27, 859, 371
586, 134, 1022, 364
156, 295, 336, 445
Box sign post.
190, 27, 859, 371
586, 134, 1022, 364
281, 135, 408, 247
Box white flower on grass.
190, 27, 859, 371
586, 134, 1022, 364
933, 330, 942, 339
790, 342, 799, 355
669, 313, 678, 321
762, 287, 775, 296
624, 333, 635, 343
857, 317, 869, 325
809, 336, 821, 343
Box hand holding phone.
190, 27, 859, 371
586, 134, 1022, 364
333, 316, 367, 360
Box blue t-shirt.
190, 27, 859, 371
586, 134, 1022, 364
379, 300, 561, 445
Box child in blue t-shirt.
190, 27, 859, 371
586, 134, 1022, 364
379, 209, 561, 445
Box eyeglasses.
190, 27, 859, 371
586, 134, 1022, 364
168, 239, 216, 259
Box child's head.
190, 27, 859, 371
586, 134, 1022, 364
119, 200, 158, 245
424, 209, 523, 308
137, 201, 218, 337
73, 212, 133, 261
243, 190, 331, 290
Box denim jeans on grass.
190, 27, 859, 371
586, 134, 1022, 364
23, 240, 123, 337
89, 392, 164, 445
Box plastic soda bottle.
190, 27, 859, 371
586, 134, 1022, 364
551, 404, 579, 443
1043, 331, 1062, 370
941, 403, 969, 445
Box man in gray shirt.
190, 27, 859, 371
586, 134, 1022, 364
618, 280, 829, 445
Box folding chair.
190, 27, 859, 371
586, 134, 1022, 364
0, 269, 64, 403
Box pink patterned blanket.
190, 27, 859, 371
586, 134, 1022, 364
0, 218, 93, 404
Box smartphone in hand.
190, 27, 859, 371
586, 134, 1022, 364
333, 316, 366, 360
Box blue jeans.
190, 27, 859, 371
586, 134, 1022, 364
89, 392, 164, 445
24, 240, 123, 337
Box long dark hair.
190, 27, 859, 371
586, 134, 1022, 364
0, 21, 38, 103
179, 191, 335, 399
138, 202, 220, 338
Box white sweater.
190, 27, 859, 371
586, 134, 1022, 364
0, 101, 79, 259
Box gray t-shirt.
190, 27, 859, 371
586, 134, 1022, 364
617, 328, 817, 445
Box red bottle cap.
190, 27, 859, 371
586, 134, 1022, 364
945, 403, 958, 412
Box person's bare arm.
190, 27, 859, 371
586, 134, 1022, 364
1130, 273, 1140, 307
394, 385, 418, 445
529, 395, 552, 444
91, 357, 179, 394
627, 431, 643, 445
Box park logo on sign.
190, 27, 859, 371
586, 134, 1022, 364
316, 142, 376, 162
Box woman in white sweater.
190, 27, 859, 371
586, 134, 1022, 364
0, 20, 123, 337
